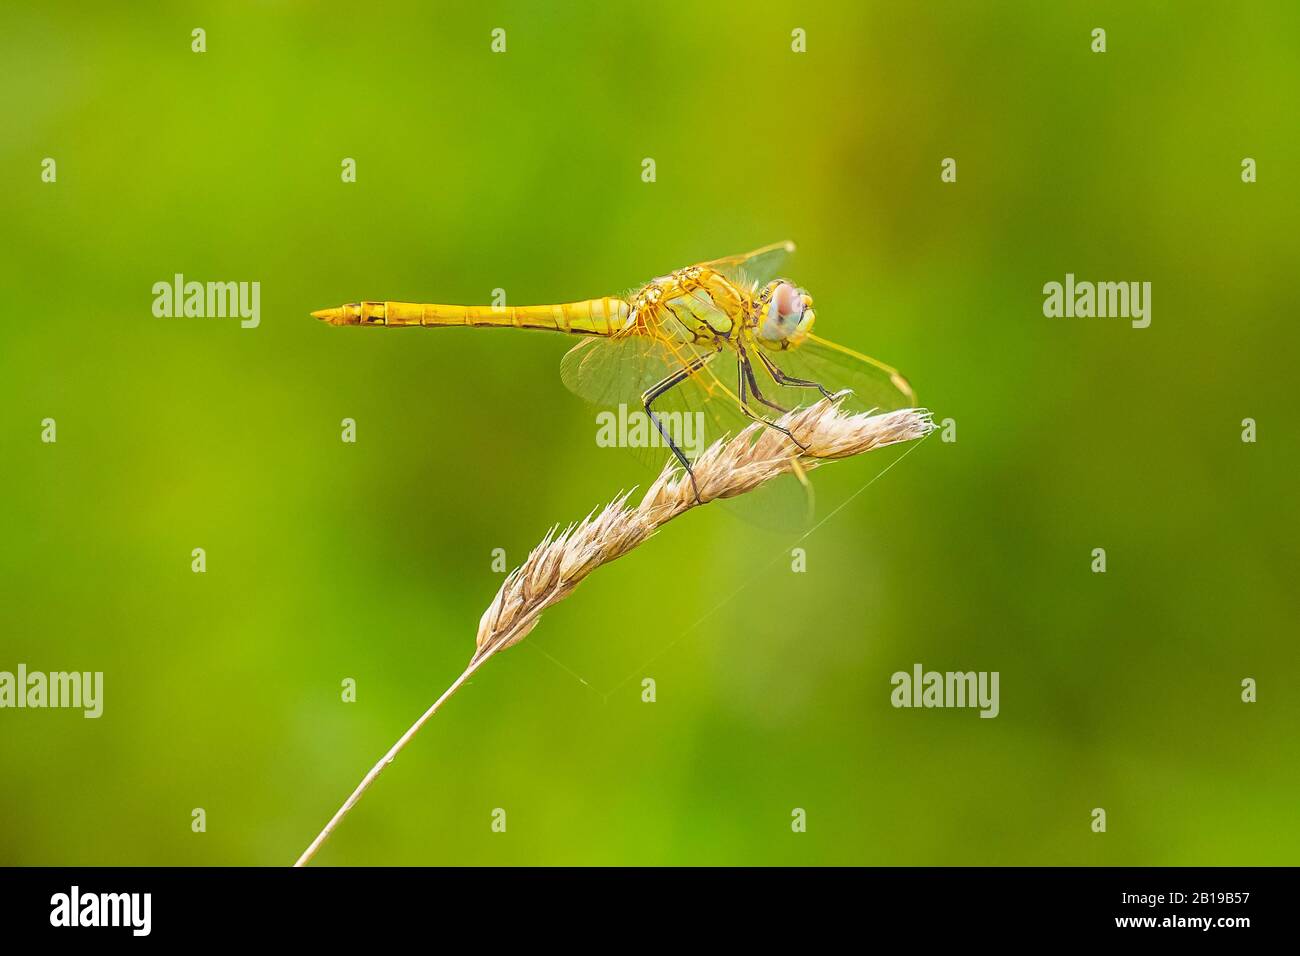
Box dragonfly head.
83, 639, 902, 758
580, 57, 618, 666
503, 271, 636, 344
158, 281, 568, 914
755, 280, 815, 350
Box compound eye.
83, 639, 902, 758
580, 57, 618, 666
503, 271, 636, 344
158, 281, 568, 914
773, 282, 801, 322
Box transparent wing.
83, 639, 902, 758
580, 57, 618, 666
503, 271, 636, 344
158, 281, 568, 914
694, 240, 796, 289
560, 334, 682, 409
750, 332, 916, 418
560, 334, 814, 529
561, 333, 743, 471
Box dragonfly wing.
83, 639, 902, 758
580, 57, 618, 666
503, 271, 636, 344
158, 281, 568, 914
561, 334, 743, 470
561, 335, 676, 407
754, 332, 916, 417
694, 240, 796, 289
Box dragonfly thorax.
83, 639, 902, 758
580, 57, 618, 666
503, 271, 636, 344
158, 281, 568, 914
632, 267, 749, 344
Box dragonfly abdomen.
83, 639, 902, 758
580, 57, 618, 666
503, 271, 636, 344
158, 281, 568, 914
315, 298, 631, 335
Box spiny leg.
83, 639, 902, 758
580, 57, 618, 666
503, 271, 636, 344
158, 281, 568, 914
756, 349, 835, 400
642, 350, 716, 502
740, 353, 789, 415
735, 344, 807, 451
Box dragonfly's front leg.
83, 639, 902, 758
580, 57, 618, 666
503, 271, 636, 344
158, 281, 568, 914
756, 349, 835, 400
736, 346, 808, 452
642, 350, 716, 503
741, 357, 789, 416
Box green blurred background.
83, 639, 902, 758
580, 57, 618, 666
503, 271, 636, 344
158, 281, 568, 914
1, 1, 1296, 865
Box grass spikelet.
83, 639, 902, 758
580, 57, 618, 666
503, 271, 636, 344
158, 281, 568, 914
294, 395, 933, 865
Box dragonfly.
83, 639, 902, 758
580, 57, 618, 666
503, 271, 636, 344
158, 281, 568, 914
312, 241, 915, 505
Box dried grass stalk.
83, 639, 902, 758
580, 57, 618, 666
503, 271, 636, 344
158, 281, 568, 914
294, 395, 933, 866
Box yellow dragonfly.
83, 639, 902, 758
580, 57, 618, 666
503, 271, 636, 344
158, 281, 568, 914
312, 241, 915, 503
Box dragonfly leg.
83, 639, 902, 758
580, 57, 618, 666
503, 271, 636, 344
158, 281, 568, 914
736, 347, 808, 452
641, 351, 716, 503
740, 354, 789, 415
756, 350, 835, 400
